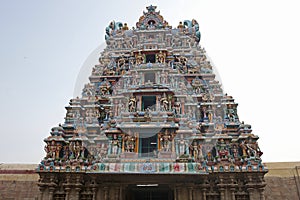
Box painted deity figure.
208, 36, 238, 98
178, 134, 187, 155
156, 50, 166, 63
197, 143, 203, 161
179, 139, 187, 155
122, 23, 129, 31
217, 139, 229, 160
245, 139, 262, 158
207, 106, 214, 122
160, 93, 169, 111
231, 144, 239, 159
44, 141, 55, 159
135, 51, 144, 65
117, 56, 126, 73
177, 21, 185, 30
99, 78, 111, 95
128, 96, 137, 112
189, 141, 199, 160
239, 140, 248, 158
55, 143, 62, 160
192, 77, 202, 94
73, 141, 82, 160
173, 101, 181, 115
124, 135, 135, 152
49, 140, 57, 159
160, 130, 172, 152
111, 134, 120, 155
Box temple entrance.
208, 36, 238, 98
125, 184, 173, 200
142, 96, 156, 110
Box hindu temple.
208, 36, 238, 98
37, 5, 267, 200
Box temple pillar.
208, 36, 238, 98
48, 187, 54, 200
202, 188, 207, 200
175, 185, 183, 200
119, 185, 123, 200
247, 188, 254, 200
192, 187, 200, 200
259, 188, 265, 200
219, 188, 225, 200
174, 186, 177, 200
38, 187, 44, 200
188, 186, 193, 200
230, 188, 236, 200
91, 182, 98, 200
64, 187, 70, 200
104, 186, 109, 200
114, 186, 120, 200
74, 188, 81, 200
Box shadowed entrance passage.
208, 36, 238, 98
125, 184, 173, 200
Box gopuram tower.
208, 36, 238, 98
37, 5, 267, 200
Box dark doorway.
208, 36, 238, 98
146, 54, 156, 63
125, 184, 173, 200
139, 133, 157, 158
142, 96, 156, 110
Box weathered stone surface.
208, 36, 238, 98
0, 164, 39, 200
264, 162, 300, 200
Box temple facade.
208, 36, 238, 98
37, 5, 267, 200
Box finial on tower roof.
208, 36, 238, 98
146, 5, 157, 13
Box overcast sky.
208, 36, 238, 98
0, 0, 299, 163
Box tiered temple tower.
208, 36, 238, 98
37, 5, 267, 200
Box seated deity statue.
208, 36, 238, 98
122, 23, 129, 31
156, 50, 166, 63
177, 21, 184, 29
135, 52, 144, 65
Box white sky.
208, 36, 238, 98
0, 0, 299, 163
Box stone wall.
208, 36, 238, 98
264, 162, 300, 200
0, 164, 39, 200
0, 162, 299, 200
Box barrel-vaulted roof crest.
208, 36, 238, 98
137, 4, 168, 30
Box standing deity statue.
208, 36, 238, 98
69, 140, 82, 160
50, 140, 57, 159
44, 141, 55, 159
128, 96, 137, 112
231, 144, 239, 159
160, 130, 172, 152
217, 139, 229, 160
111, 134, 120, 155
189, 141, 199, 160
160, 93, 169, 111
239, 140, 248, 158
124, 135, 135, 152
55, 143, 62, 160
197, 143, 203, 161
178, 134, 187, 155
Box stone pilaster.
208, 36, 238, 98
188, 186, 193, 200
